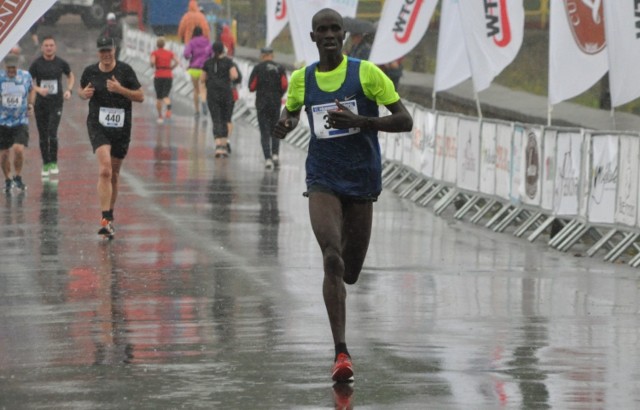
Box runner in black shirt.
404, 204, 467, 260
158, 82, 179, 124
79, 37, 144, 238
248, 46, 288, 169
29, 35, 75, 177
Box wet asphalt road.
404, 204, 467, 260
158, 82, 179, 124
1, 16, 640, 410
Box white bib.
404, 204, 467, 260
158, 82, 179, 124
99, 107, 125, 128
41, 79, 58, 95
1, 93, 22, 108
311, 99, 360, 139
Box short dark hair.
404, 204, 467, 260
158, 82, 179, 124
192, 26, 203, 38
212, 41, 224, 55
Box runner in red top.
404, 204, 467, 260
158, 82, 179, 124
150, 37, 180, 124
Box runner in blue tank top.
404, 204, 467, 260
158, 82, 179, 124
272, 8, 413, 384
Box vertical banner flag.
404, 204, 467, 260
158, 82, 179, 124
456, 0, 524, 92
0, 0, 58, 61
266, 0, 288, 47
434, 0, 471, 92
602, 2, 640, 107
548, 0, 608, 105
287, 0, 358, 66
369, 0, 437, 65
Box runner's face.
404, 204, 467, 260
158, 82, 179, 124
5, 66, 16, 78
98, 48, 115, 65
311, 13, 344, 56
41, 40, 56, 58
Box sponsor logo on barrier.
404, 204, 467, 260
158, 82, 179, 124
274, 0, 286, 20
393, 0, 424, 44
462, 133, 476, 172
0, 0, 31, 44
525, 130, 539, 199
563, 0, 605, 54
485, 0, 512, 47
591, 162, 617, 205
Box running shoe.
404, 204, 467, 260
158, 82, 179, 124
49, 163, 59, 175
157, 117, 164, 124
41, 164, 50, 177
4, 178, 12, 193
265, 158, 274, 170
12, 175, 26, 191
272, 154, 279, 167
331, 353, 354, 382
165, 109, 172, 119
98, 218, 115, 238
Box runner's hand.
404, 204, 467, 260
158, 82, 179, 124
81, 82, 94, 99
272, 117, 298, 140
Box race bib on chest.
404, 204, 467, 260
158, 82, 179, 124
311, 100, 360, 139
2, 93, 22, 108
41, 79, 58, 95
99, 107, 125, 128
1, 82, 24, 108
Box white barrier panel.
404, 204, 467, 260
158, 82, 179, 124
479, 120, 497, 197
616, 135, 639, 227
553, 131, 583, 217
419, 109, 436, 178
456, 117, 481, 192
521, 125, 543, 207
588, 134, 618, 224
433, 114, 446, 181
495, 122, 513, 201
442, 114, 459, 185
579, 131, 591, 220
402, 103, 418, 171
541, 128, 558, 212
511, 125, 525, 204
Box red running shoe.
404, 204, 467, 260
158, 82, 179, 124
331, 353, 354, 382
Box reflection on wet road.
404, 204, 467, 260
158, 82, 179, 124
1, 17, 640, 410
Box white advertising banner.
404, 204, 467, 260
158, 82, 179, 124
433, 114, 447, 181
588, 134, 618, 224
266, 0, 289, 46
479, 120, 497, 196
420, 111, 437, 179
443, 115, 459, 184
602, 1, 640, 107
369, 0, 437, 65
553, 132, 583, 216
456, 117, 481, 192
433, 0, 471, 92
495, 123, 513, 200
616, 136, 639, 227
287, 0, 358, 66
548, 0, 608, 105
456, 0, 524, 92
521, 126, 543, 207
541, 129, 558, 212
0, 0, 58, 61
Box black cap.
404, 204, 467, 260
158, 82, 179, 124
96, 37, 115, 50
260, 46, 273, 54
3, 54, 19, 67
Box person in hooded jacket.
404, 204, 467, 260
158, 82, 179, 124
178, 0, 211, 44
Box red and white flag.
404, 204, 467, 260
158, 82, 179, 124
548, 0, 608, 105
434, 0, 470, 92
0, 0, 57, 61
602, 1, 640, 107
287, 0, 359, 66
456, 0, 524, 92
369, 0, 437, 65
266, 0, 289, 47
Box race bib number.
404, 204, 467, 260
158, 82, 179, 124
2, 93, 22, 108
41, 79, 58, 95
99, 107, 125, 128
311, 100, 360, 139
